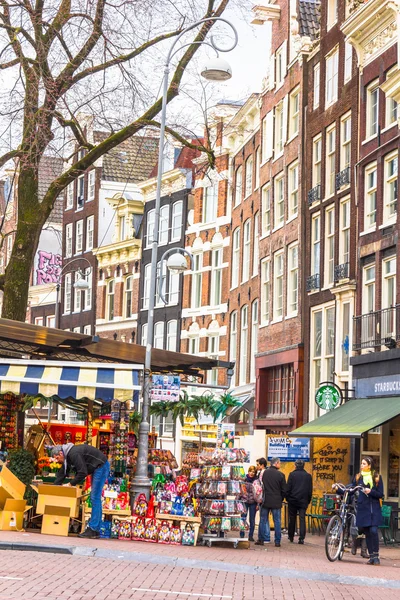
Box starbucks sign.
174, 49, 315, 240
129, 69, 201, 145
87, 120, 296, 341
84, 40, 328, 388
315, 383, 342, 411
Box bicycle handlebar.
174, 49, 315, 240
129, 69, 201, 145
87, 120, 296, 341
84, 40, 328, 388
332, 483, 366, 493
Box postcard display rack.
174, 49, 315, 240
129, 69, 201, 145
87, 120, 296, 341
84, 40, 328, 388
185, 447, 249, 548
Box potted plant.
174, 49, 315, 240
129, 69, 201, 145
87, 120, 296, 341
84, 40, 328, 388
129, 410, 142, 435
8, 448, 36, 498
38, 456, 51, 476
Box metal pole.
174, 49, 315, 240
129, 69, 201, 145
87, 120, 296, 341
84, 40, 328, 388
130, 64, 170, 501
48, 283, 61, 427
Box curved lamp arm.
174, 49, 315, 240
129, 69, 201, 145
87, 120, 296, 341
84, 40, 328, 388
158, 248, 194, 305
58, 256, 93, 287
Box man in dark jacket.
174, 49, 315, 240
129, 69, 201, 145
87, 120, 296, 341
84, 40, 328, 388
286, 459, 312, 544
255, 457, 286, 547
51, 443, 110, 539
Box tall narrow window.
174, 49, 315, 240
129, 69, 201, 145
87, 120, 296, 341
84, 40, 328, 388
275, 43, 286, 86
325, 206, 335, 287
231, 227, 240, 288
273, 251, 284, 321
344, 42, 352, 83
325, 124, 336, 197
242, 220, 251, 283
312, 135, 322, 188
262, 184, 271, 235
146, 209, 155, 247
245, 155, 253, 197
341, 303, 350, 372
340, 113, 352, 172
327, 0, 337, 30
86, 216, 94, 251
250, 300, 259, 382
262, 112, 273, 162
364, 163, 377, 230
253, 213, 259, 276
107, 280, 115, 320
73, 272, 82, 312
64, 273, 72, 313
191, 253, 203, 308
76, 219, 83, 253
154, 322, 164, 349
325, 48, 339, 107
311, 305, 335, 415
239, 305, 248, 384
366, 81, 379, 139
384, 151, 398, 222
65, 223, 73, 258
141, 324, 148, 347
156, 260, 166, 307
77, 176, 85, 208
84, 267, 92, 310
88, 171, 95, 201
208, 334, 220, 358
287, 244, 299, 316
382, 258, 397, 341
363, 265, 375, 314
125, 276, 133, 318
171, 201, 183, 241
230, 311, 238, 376
167, 320, 177, 352
119, 216, 126, 241
255, 147, 260, 189
204, 183, 218, 222
211, 247, 223, 306
159, 205, 169, 245
143, 263, 151, 309
66, 183, 74, 209
274, 174, 284, 229
168, 271, 179, 304
311, 213, 321, 276
289, 88, 299, 138
261, 259, 270, 324
288, 162, 299, 218
313, 63, 320, 109
234, 166, 243, 206
274, 101, 284, 155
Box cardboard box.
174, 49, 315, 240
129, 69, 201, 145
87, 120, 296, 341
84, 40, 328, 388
0, 499, 29, 531
41, 506, 71, 537
36, 484, 81, 518
0, 466, 25, 508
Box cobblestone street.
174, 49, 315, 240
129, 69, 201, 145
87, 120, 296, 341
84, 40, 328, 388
1, 531, 400, 599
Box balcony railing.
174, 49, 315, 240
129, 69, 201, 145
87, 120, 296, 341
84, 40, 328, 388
334, 262, 349, 282
306, 273, 320, 292
353, 305, 400, 351
308, 184, 321, 206
335, 167, 351, 191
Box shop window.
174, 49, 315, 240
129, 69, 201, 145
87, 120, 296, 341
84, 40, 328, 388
388, 416, 400, 498
266, 364, 294, 416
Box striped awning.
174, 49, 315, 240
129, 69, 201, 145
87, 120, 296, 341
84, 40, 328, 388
0, 359, 141, 408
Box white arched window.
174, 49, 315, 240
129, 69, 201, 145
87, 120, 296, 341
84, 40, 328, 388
245, 155, 253, 197
167, 320, 178, 351
154, 321, 164, 349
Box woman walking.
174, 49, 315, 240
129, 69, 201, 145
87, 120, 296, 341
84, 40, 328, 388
240, 465, 258, 541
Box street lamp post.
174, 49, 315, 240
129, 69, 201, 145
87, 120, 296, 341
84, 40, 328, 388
131, 17, 238, 500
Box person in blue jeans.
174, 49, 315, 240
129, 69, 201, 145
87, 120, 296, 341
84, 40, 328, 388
255, 457, 286, 547
240, 465, 258, 540
52, 443, 110, 539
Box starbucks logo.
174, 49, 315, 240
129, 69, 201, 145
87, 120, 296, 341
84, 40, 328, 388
315, 384, 342, 410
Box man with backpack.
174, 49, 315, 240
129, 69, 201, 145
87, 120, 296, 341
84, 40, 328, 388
255, 457, 286, 547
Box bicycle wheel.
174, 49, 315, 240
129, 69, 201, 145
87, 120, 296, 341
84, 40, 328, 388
325, 515, 344, 562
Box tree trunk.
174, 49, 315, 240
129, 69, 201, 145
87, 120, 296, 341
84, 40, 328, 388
2, 167, 44, 322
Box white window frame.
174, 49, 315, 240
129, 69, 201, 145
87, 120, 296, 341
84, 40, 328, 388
255, 147, 260, 189
230, 311, 238, 375
125, 275, 133, 318
171, 201, 183, 241
245, 155, 253, 198
386, 70, 398, 128
275, 42, 286, 88
262, 183, 271, 235
363, 264, 375, 315
210, 247, 223, 307
74, 272, 82, 313
287, 243, 299, 316
168, 270, 179, 305
325, 124, 336, 198
231, 227, 240, 289
84, 325, 91, 335
242, 219, 251, 283
141, 323, 148, 347
344, 42, 352, 83
143, 263, 151, 309
324, 206, 335, 288
234, 166, 243, 207
239, 305, 248, 385
289, 87, 300, 139
35, 317, 44, 326
310, 303, 335, 419
154, 321, 165, 349
86, 216, 94, 251
65, 223, 73, 258
383, 150, 398, 223
77, 175, 85, 208
325, 47, 339, 108
364, 162, 377, 231
312, 134, 322, 188
88, 171, 95, 201
66, 183, 74, 209
313, 63, 320, 110
382, 257, 396, 310
253, 212, 259, 277
274, 100, 284, 156
250, 299, 258, 382
366, 80, 379, 139
327, 0, 337, 31
261, 259, 270, 325
84, 267, 92, 310
119, 215, 126, 242
64, 273, 72, 314
273, 250, 284, 321
203, 182, 218, 222
159, 205, 169, 245
106, 279, 115, 321
288, 161, 299, 219
75, 219, 83, 254
191, 252, 203, 308
166, 320, 178, 352
262, 111, 273, 162
340, 112, 352, 172
311, 213, 321, 277
274, 173, 284, 229
146, 209, 155, 248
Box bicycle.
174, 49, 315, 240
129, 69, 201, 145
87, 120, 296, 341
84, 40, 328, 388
325, 483, 365, 562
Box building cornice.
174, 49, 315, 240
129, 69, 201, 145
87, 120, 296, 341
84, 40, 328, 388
251, 3, 281, 25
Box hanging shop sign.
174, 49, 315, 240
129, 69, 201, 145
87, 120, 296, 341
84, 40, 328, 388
150, 374, 180, 402
315, 382, 343, 411
268, 437, 310, 462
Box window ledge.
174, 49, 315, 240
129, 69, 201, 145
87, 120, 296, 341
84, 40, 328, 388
285, 313, 298, 321
381, 122, 397, 134
259, 322, 270, 330
360, 227, 376, 236
273, 151, 284, 162
325, 99, 338, 110
362, 134, 378, 146
65, 207, 73, 211
75, 207, 84, 213
260, 158, 271, 168
323, 193, 335, 203
270, 317, 283, 325
260, 232, 271, 241
321, 285, 334, 292
379, 219, 397, 229
286, 213, 298, 224
286, 133, 299, 145
243, 193, 252, 201
272, 224, 284, 233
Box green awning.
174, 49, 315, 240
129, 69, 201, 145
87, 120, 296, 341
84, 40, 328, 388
291, 397, 400, 438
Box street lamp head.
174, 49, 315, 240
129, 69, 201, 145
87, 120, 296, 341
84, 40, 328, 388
200, 57, 232, 81
73, 278, 90, 290
167, 253, 188, 274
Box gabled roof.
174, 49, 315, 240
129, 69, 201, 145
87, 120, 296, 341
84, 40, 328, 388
93, 133, 159, 183
298, 0, 321, 41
